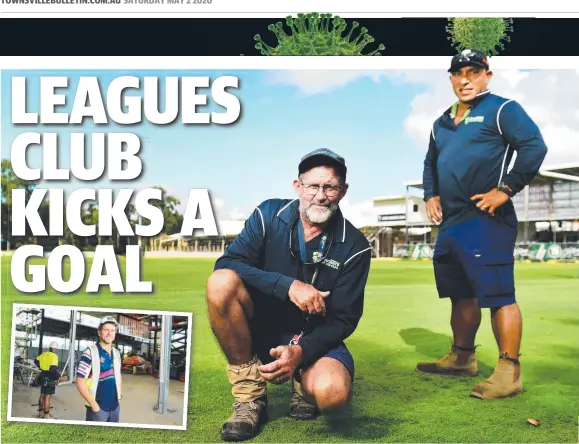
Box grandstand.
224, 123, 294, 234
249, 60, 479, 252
369, 163, 579, 260
142, 164, 579, 262
150, 220, 245, 253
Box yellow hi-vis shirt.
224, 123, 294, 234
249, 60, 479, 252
36, 351, 58, 371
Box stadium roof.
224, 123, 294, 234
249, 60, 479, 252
404, 162, 579, 190
373, 194, 424, 202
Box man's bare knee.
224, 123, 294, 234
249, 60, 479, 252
206, 269, 252, 315
302, 360, 351, 413
312, 375, 350, 412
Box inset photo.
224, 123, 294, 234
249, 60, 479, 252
8, 304, 192, 430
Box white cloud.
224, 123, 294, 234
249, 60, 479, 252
263, 70, 386, 96
540, 123, 579, 167
339, 197, 375, 228
500, 69, 531, 89
228, 207, 247, 221
268, 68, 579, 165
398, 69, 579, 166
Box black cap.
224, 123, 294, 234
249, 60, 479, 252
448, 49, 490, 73
298, 148, 347, 180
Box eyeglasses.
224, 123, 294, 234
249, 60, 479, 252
299, 180, 343, 198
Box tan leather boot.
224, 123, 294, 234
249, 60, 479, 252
416, 346, 478, 377
471, 355, 523, 400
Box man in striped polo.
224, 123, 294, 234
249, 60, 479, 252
75, 316, 123, 422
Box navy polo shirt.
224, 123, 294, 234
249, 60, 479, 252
214, 198, 372, 368
423, 90, 548, 230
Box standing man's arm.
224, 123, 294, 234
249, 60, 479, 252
471, 101, 548, 214
75, 349, 100, 412
497, 100, 548, 196
423, 129, 442, 224
117, 351, 122, 399
214, 204, 295, 301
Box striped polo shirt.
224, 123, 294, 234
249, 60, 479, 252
77, 343, 119, 411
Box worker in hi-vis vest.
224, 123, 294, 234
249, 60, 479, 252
75, 316, 123, 422
34, 341, 60, 419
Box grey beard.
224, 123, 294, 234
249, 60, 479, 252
302, 203, 339, 224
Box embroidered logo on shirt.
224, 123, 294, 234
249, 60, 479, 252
322, 258, 341, 270
465, 116, 484, 124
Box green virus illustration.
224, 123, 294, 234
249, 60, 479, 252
253, 13, 385, 56
446, 18, 514, 56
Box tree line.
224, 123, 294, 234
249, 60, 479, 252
1, 160, 183, 252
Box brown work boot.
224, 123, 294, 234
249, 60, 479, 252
221, 356, 268, 441
289, 378, 319, 420
221, 397, 268, 441
471, 354, 523, 400
416, 345, 478, 376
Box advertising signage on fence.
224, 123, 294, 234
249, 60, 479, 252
514, 243, 579, 261
394, 242, 579, 262
393, 244, 434, 259
379, 214, 406, 222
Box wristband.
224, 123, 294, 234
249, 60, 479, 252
497, 183, 514, 197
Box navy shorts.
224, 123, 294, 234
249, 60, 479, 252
248, 291, 355, 379
433, 215, 517, 308
323, 343, 354, 379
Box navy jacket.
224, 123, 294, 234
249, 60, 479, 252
423, 91, 548, 229
214, 198, 372, 369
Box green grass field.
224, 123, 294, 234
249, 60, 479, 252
2, 257, 578, 443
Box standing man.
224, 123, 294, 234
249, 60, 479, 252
75, 316, 123, 422
418, 49, 548, 399
34, 341, 60, 419
207, 149, 372, 441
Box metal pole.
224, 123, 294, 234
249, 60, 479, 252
38, 309, 45, 353
405, 186, 410, 244
156, 315, 172, 414
153, 316, 158, 373
68, 310, 77, 383
115, 314, 120, 349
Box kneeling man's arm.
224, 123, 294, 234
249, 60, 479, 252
298, 243, 372, 368
214, 206, 295, 301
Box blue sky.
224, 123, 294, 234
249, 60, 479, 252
3, 69, 577, 226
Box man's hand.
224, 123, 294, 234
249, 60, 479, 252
257, 345, 303, 385
471, 188, 510, 216
426, 196, 443, 224
91, 402, 101, 413
288, 280, 330, 315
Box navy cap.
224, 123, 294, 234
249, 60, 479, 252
298, 148, 347, 180
448, 49, 490, 72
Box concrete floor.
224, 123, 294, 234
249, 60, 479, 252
10, 374, 186, 427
